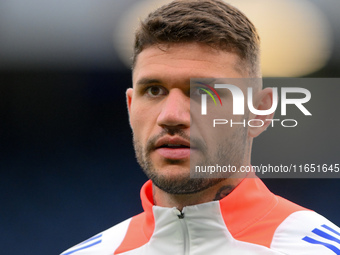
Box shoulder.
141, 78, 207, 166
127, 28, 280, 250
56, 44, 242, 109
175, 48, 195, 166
60, 217, 132, 255
271, 210, 340, 255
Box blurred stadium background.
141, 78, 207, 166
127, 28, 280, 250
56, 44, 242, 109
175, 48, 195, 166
0, 0, 339, 254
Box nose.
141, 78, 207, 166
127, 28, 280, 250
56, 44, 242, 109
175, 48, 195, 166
157, 89, 190, 129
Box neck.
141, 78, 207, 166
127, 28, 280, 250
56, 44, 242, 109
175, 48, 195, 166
152, 176, 245, 211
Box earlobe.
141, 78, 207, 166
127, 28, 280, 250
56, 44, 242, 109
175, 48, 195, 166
248, 88, 276, 138
126, 88, 134, 127
126, 88, 133, 113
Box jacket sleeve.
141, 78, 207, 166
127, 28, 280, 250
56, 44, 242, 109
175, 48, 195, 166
270, 210, 340, 255
60, 218, 131, 255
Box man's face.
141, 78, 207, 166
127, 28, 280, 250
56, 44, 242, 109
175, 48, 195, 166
127, 43, 250, 194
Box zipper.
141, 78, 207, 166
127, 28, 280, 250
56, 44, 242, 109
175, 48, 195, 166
174, 209, 190, 255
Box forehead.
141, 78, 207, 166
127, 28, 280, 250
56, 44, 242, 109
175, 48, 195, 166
132, 43, 246, 85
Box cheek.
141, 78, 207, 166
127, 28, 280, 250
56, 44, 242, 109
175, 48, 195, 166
130, 109, 143, 131
129, 105, 157, 138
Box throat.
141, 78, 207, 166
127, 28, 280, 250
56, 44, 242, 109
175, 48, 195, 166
152, 184, 230, 211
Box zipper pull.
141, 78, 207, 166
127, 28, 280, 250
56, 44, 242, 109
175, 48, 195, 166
172, 208, 185, 219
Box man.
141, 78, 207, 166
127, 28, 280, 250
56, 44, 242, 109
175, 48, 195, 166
61, 0, 340, 254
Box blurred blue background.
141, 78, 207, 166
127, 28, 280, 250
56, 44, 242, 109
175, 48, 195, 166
0, 0, 340, 254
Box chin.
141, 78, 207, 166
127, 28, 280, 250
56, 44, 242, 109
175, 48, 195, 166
148, 170, 219, 195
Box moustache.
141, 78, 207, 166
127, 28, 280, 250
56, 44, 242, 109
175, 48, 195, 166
145, 129, 207, 155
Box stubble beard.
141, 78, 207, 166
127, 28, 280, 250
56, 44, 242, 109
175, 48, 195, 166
133, 127, 248, 195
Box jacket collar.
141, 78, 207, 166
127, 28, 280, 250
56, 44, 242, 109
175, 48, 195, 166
140, 175, 277, 237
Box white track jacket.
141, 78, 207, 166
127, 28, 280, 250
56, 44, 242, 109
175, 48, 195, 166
61, 177, 340, 255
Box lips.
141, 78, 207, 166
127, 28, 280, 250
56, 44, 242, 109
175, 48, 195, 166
154, 136, 191, 160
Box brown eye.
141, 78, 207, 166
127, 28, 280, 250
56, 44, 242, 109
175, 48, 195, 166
146, 86, 167, 97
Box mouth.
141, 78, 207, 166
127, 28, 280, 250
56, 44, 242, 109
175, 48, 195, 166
154, 137, 191, 160
158, 144, 190, 149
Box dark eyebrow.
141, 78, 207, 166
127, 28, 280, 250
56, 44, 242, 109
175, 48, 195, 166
136, 78, 162, 86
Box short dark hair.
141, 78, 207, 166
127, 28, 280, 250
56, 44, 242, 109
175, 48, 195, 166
133, 0, 261, 76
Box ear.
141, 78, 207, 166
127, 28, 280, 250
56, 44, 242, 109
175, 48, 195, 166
126, 88, 134, 125
248, 88, 276, 138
